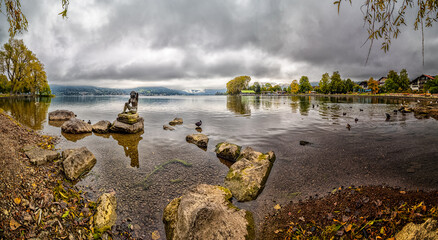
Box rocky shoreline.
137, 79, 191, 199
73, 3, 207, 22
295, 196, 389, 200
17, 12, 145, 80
0, 109, 117, 239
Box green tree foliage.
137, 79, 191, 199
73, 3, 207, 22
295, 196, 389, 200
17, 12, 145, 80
344, 78, 355, 93
0, 0, 69, 38
399, 69, 410, 91
384, 69, 410, 92
319, 73, 330, 94
290, 80, 299, 94
329, 71, 344, 93
0, 74, 10, 93
298, 76, 312, 93
336, 0, 438, 64
226, 76, 251, 95
253, 82, 261, 94
367, 77, 379, 94
425, 76, 438, 94
0, 39, 50, 95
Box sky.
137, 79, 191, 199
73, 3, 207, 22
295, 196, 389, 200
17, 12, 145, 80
0, 0, 437, 90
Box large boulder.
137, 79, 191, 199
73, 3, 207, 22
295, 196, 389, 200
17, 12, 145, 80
24, 146, 59, 166
225, 147, 276, 202
92, 120, 112, 134
94, 192, 117, 233
61, 118, 92, 134
48, 110, 75, 121
163, 184, 254, 240
117, 113, 141, 124
395, 218, 438, 240
215, 142, 241, 162
169, 118, 183, 126
110, 118, 144, 134
62, 147, 96, 180
186, 134, 209, 148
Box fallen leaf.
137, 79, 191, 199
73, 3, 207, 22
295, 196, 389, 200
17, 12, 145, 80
14, 197, 21, 205
400, 191, 406, 194
274, 204, 281, 210
344, 224, 352, 232
10, 218, 21, 230
151, 230, 160, 240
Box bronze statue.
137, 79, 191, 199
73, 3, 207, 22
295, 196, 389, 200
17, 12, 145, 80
122, 91, 139, 114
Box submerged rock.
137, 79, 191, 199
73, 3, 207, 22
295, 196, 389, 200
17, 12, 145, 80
48, 110, 75, 121
25, 147, 59, 166
110, 118, 144, 134
225, 147, 276, 202
163, 184, 254, 240
186, 134, 209, 148
61, 118, 92, 134
395, 218, 438, 240
94, 192, 117, 233
62, 147, 96, 180
169, 118, 183, 126
215, 142, 242, 162
92, 120, 112, 133
163, 125, 175, 131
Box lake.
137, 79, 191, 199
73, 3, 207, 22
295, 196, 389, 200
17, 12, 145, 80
1, 95, 438, 238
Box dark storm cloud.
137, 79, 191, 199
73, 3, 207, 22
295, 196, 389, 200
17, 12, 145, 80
1, 0, 437, 89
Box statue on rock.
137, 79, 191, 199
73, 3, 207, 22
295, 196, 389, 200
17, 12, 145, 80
122, 91, 139, 114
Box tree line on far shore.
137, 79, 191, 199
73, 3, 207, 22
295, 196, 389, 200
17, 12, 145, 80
0, 39, 51, 96
226, 69, 438, 95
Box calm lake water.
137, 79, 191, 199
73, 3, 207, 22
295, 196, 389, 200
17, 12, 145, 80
1, 95, 438, 238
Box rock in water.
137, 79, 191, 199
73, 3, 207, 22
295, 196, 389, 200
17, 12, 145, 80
163, 125, 175, 131
94, 192, 117, 233
215, 142, 242, 162
92, 120, 112, 133
225, 147, 276, 202
395, 218, 438, 240
116, 113, 141, 124
25, 147, 59, 166
169, 117, 183, 126
110, 118, 144, 134
186, 134, 209, 148
48, 110, 75, 121
62, 147, 96, 180
163, 184, 254, 240
61, 118, 92, 134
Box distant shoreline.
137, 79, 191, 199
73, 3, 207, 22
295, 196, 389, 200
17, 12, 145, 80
239, 93, 438, 100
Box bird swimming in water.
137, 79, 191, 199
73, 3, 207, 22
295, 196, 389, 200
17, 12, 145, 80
355, 118, 358, 123
87, 120, 91, 124
195, 120, 202, 127
346, 124, 351, 130
343, 112, 347, 116
385, 113, 391, 120
359, 109, 363, 111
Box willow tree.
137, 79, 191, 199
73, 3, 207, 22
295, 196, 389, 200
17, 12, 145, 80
0, 39, 50, 95
336, 0, 438, 64
226, 76, 251, 95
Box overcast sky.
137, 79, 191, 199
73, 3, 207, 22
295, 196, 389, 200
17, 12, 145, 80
0, 0, 437, 90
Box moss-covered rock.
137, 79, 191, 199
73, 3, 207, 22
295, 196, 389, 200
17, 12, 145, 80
25, 147, 59, 166
186, 134, 209, 149
225, 147, 276, 202
395, 218, 438, 240
162, 184, 254, 240
110, 118, 144, 134
94, 192, 117, 233
62, 147, 96, 181
169, 117, 183, 126
215, 142, 241, 162
117, 113, 140, 124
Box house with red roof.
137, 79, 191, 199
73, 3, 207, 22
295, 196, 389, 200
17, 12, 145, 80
410, 74, 435, 91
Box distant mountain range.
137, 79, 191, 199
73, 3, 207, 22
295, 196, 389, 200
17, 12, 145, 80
50, 85, 227, 96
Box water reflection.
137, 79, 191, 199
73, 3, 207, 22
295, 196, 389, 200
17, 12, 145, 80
0, 97, 51, 130
62, 132, 92, 142
110, 132, 143, 168
226, 96, 251, 116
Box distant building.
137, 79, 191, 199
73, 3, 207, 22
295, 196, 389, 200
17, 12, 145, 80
378, 77, 387, 86
410, 74, 435, 91
359, 81, 368, 89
